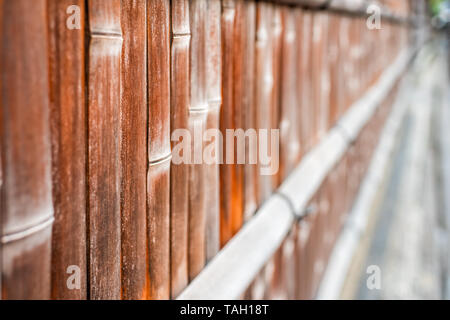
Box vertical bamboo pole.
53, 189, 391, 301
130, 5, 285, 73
86, 0, 122, 299
327, 13, 340, 128
220, 0, 236, 246
299, 10, 313, 155
231, 0, 245, 235
0, 0, 53, 299
279, 7, 300, 181
148, 0, 171, 300
242, 0, 257, 223
170, 0, 190, 298
270, 5, 282, 189
47, 0, 87, 299
120, 0, 148, 299
205, 0, 222, 261
255, 2, 274, 206
188, 0, 208, 280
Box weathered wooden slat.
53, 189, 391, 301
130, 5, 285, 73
254, 2, 275, 205
86, 0, 122, 300
270, 6, 283, 189
298, 10, 313, 155
0, 101, 1, 296
231, 0, 245, 235
327, 13, 340, 128
120, 0, 148, 300
242, 0, 258, 223
292, 8, 304, 162
282, 230, 297, 299
219, 0, 236, 246
170, 0, 190, 298
338, 15, 351, 116
0, 0, 53, 299
188, 0, 208, 280
279, 7, 300, 181
263, 251, 282, 299
307, 192, 322, 297
47, 0, 87, 300
311, 11, 330, 143
148, 0, 171, 300
204, 0, 222, 262
294, 218, 307, 299
347, 17, 359, 106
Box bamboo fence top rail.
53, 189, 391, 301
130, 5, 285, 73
177, 45, 416, 300
269, 0, 414, 24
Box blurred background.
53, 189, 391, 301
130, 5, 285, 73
318, 0, 450, 300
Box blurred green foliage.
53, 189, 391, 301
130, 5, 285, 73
430, 0, 448, 16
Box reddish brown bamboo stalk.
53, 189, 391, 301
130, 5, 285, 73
188, 0, 208, 280
242, 0, 258, 223
338, 15, 351, 116
230, 0, 246, 236
170, 0, 190, 298
299, 10, 313, 155
120, 0, 148, 300
255, 2, 275, 206
47, 0, 87, 300
220, 0, 236, 246
205, 0, 222, 261
147, 0, 171, 300
293, 7, 304, 163
271, 6, 283, 188
0, 0, 53, 299
311, 12, 329, 143
328, 13, 340, 128
86, 0, 122, 299
279, 7, 300, 181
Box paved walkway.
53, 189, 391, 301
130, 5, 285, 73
355, 34, 450, 300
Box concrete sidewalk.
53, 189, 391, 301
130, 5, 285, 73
317, 34, 450, 300
354, 35, 450, 300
